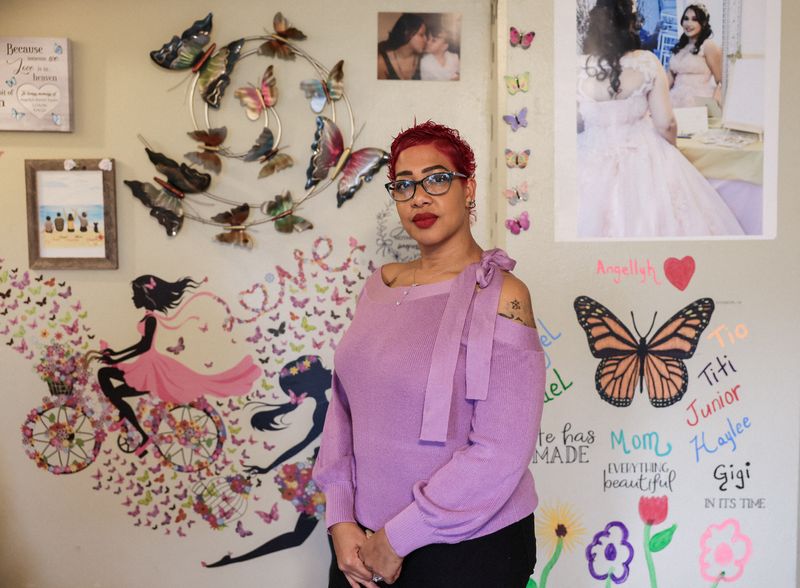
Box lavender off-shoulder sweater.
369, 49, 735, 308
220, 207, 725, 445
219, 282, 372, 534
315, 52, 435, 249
313, 249, 545, 557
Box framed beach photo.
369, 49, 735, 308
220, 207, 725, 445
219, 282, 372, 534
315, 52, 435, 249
25, 159, 118, 269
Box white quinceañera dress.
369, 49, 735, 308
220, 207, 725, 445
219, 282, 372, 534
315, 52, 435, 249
576, 50, 743, 238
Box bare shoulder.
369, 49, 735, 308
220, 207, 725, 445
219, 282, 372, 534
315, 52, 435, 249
380, 261, 411, 286
497, 272, 536, 328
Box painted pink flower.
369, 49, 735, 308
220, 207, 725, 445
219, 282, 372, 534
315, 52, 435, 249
699, 519, 752, 582
639, 496, 669, 525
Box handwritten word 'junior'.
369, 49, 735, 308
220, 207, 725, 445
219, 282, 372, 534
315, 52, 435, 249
690, 416, 751, 463
697, 355, 737, 386
686, 384, 742, 427
611, 429, 672, 457
596, 259, 661, 285
706, 323, 749, 348
713, 462, 751, 491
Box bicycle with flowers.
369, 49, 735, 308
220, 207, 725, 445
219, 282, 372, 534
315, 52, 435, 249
21, 347, 227, 475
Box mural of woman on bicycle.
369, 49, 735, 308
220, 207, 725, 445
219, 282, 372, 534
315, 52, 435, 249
98, 275, 261, 456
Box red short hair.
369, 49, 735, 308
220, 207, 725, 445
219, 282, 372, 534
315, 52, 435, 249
388, 121, 476, 180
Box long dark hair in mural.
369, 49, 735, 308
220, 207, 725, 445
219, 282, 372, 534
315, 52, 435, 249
205, 354, 331, 567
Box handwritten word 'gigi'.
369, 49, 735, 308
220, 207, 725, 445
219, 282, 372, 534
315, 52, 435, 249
596, 259, 662, 285
690, 416, 752, 463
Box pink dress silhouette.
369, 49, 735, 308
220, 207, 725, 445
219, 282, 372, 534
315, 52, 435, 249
576, 50, 743, 238
669, 42, 718, 108
118, 310, 260, 404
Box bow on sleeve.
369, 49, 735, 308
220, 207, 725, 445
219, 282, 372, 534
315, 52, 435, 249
419, 249, 516, 442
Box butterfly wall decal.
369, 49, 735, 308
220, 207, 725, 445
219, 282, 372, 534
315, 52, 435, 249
212, 203, 254, 249
149, 13, 244, 108
505, 211, 530, 235
504, 148, 531, 169
125, 148, 212, 236
299, 60, 344, 113
509, 27, 535, 49
234, 65, 278, 121
166, 336, 185, 355
503, 107, 528, 132
255, 502, 279, 524
504, 181, 529, 205
573, 296, 714, 408
185, 127, 227, 174
504, 71, 530, 95
259, 12, 306, 59
305, 116, 389, 207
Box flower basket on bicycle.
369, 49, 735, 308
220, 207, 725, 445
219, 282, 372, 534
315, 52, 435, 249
46, 379, 74, 396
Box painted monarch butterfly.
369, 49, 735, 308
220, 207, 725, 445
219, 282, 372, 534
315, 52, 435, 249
573, 296, 715, 407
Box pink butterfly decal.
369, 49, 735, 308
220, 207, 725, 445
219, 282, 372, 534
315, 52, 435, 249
61, 319, 79, 335
246, 327, 263, 344
235, 520, 253, 537
234, 65, 278, 121
166, 336, 185, 355
290, 295, 309, 309
509, 27, 535, 49
504, 181, 529, 205
256, 502, 280, 524
305, 116, 389, 207
502, 107, 528, 132
288, 389, 308, 405
312, 338, 324, 350
505, 211, 531, 235
330, 287, 348, 305
324, 320, 343, 334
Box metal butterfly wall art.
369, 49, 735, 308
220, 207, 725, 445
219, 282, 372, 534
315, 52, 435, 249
185, 127, 227, 174
300, 60, 344, 113
149, 13, 244, 108
265, 192, 312, 234
259, 12, 306, 59
305, 116, 389, 207
124, 148, 211, 236
234, 65, 278, 121
212, 203, 254, 249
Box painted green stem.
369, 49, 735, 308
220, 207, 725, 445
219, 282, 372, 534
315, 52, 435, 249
605, 569, 614, 588
643, 523, 658, 588
710, 571, 726, 588
539, 537, 564, 588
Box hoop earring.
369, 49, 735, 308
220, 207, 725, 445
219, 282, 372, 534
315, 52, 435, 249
467, 200, 476, 210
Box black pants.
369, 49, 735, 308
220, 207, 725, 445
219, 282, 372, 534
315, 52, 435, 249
328, 514, 536, 588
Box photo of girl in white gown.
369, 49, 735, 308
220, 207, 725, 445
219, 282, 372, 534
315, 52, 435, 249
576, 0, 744, 238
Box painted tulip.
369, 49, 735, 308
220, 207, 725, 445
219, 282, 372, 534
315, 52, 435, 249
639, 495, 669, 525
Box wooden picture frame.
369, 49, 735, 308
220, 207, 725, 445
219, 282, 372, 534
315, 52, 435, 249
25, 159, 118, 269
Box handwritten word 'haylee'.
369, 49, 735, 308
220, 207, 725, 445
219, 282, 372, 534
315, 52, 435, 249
603, 461, 676, 493
686, 384, 742, 427
596, 259, 661, 285
611, 429, 672, 457
706, 323, 749, 348
713, 462, 751, 491
533, 422, 595, 464
690, 416, 751, 463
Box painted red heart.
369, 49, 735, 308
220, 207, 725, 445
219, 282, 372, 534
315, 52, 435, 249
663, 256, 695, 291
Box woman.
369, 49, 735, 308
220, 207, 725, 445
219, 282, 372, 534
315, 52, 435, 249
314, 121, 545, 587
576, 0, 743, 237
377, 14, 426, 80
668, 4, 723, 108
206, 355, 332, 568
99, 275, 260, 455
420, 22, 460, 81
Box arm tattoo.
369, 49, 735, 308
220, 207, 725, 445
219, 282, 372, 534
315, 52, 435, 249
499, 298, 535, 327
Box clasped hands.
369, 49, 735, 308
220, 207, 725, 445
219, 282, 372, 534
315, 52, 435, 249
331, 522, 403, 587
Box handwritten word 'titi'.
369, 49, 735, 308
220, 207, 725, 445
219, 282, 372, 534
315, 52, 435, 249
690, 416, 751, 463
686, 384, 742, 427
697, 355, 737, 386
713, 462, 751, 491
596, 259, 662, 285
706, 323, 749, 349
611, 430, 672, 457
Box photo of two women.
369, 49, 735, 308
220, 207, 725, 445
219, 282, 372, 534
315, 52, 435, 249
377, 13, 462, 81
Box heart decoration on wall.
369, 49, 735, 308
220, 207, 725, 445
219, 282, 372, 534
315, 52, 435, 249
663, 256, 696, 291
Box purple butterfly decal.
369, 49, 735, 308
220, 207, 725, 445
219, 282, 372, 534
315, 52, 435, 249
166, 336, 185, 355
305, 116, 389, 207
502, 107, 528, 132
505, 211, 530, 235
236, 520, 253, 537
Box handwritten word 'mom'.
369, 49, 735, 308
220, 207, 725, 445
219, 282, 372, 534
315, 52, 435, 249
611, 430, 672, 457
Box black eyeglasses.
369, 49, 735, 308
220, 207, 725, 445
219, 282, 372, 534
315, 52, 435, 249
385, 171, 468, 202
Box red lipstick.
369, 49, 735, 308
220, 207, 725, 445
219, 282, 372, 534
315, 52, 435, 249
412, 213, 438, 229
